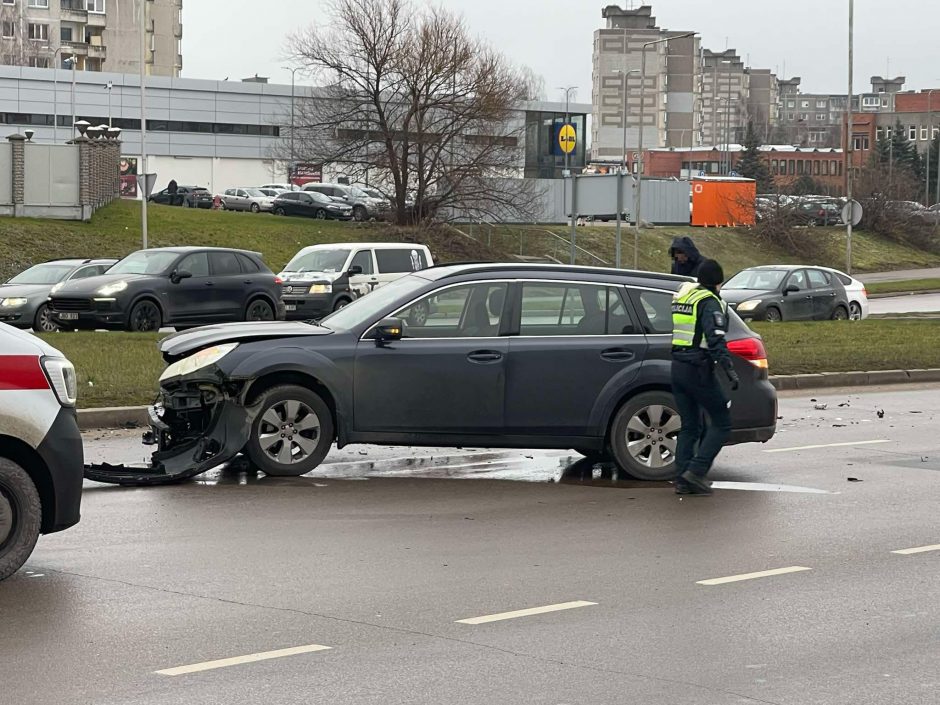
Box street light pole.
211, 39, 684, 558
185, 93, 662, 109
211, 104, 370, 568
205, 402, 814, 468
614, 68, 639, 269
558, 86, 578, 264
926, 89, 939, 205
845, 0, 854, 274
282, 66, 300, 188
139, 0, 148, 249
70, 57, 77, 138
635, 32, 696, 269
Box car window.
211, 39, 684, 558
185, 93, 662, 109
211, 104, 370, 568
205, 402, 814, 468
237, 253, 261, 273
210, 252, 242, 276
631, 289, 674, 335
178, 253, 210, 277
69, 265, 105, 280
787, 270, 808, 289
807, 269, 830, 288
110, 251, 180, 275
8, 263, 75, 284
520, 283, 634, 336
394, 283, 508, 339
724, 269, 788, 291
350, 250, 374, 275
835, 273, 853, 286
284, 248, 351, 274
376, 248, 427, 274
224, 189, 234, 196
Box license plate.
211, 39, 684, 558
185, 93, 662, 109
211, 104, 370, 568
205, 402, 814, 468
285, 304, 297, 311
58, 312, 79, 320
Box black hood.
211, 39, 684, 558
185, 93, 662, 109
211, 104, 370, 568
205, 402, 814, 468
669, 237, 703, 277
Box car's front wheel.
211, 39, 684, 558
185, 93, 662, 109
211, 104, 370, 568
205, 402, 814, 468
315, 209, 328, 220
33, 304, 58, 333
764, 306, 782, 323
127, 300, 162, 332
250, 203, 260, 213
609, 392, 681, 481
246, 386, 334, 477
246, 298, 274, 321
0, 457, 42, 582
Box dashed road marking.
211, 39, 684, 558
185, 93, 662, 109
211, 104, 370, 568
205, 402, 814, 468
710, 481, 832, 494
891, 544, 940, 555
155, 644, 332, 676
456, 601, 597, 625
763, 439, 890, 454
696, 566, 812, 586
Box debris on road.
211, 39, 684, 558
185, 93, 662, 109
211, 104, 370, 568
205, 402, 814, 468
847, 477, 863, 482
877, 409, 885, 418
814, 403, 828, 410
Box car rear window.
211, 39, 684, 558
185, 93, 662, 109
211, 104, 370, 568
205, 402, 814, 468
210, 252, 242, 276
237, 254, 261, 273
375, 248, 428, 274
630, 289, 674, 335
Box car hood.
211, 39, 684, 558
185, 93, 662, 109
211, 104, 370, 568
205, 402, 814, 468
721, 289, 775, 304
0, 283, 52, 298
53, 272, 149, 295
160, 321, 333, 359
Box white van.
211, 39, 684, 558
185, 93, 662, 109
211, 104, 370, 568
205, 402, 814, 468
278, 243, 433, 319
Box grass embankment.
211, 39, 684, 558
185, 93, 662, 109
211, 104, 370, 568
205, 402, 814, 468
866, 278, 940, 296
41, 321, 940, 409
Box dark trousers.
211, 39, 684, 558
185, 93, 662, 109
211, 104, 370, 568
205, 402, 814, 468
671, 359, 732, 479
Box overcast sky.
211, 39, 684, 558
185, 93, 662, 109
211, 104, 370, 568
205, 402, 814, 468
183, 0, 938, 98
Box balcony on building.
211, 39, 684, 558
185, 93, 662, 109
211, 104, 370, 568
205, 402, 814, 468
59, 0, 88, 22
60, 40, 89, 57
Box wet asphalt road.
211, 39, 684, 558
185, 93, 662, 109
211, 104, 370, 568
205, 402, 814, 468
869, 292, 940, 315
2, 385, 940, 705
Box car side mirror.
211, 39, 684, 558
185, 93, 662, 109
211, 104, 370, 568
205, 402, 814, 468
171, 270, 193, 284
347, 265, 364, 276
784, 284, 800, 295
371, 317, 404, 344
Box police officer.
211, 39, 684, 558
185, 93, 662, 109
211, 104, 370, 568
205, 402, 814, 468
671, 259, 739, 496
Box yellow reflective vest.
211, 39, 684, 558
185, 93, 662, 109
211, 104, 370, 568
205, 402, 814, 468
671, 283, 726, 348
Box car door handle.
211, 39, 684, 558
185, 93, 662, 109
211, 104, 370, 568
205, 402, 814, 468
205, 281, 214, 287
467, 350, 503, 364
601, 348, 635, 362
830, 292, 836, 297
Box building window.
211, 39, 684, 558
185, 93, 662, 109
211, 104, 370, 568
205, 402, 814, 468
822, 160, 829, 176
1, 22, 13, 38
28, 0, 48, 6
787, 112, 795, 121
886, 127, 893, 139
787, 100, 796, 109
799, 113, 808, 121
876, 127, 884, 139
816, 113, 826, 121
801, 100, 810, 108
27, 23, 49, 41
921, 127, 929, 141
882, 96, 889, 107
60, 26, 72, 42
814, 160, 821, 175
788, 159, 796, 175
909, 125, 918, 141
862, 96, 881, 108
1, 0, 14, 6
808, 133, 818, 143
797, 160, 805, 175
27, 56, 48, 68
816, 100, 827, 108
933, 126, 939, 140
853, 136, 870, 150
86, 0, 105, 12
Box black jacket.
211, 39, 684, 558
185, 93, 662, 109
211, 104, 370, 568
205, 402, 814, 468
669, 236, 703, 276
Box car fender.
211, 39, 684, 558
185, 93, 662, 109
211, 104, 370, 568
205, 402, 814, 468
588, 359, 672, 436
127, 291, 167, 322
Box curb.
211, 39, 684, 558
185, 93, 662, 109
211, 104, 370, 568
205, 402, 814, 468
76, 369, 940, 429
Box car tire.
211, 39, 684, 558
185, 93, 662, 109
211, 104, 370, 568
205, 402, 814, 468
246, 298, 275, 321
33, 304, 59, 333
250, 203, 260, 213
0, 457, 42, 582
609, 391, 681, 481
127, 300, 162, 332
274, 207, 286, 216
764, 306, 782, 323
246, 385, 334, 477
831, 305, 849, 321
849, 302, 862, 320
332, 297, 351, 312
353, 205, 367, 222
315, 209, 328, 220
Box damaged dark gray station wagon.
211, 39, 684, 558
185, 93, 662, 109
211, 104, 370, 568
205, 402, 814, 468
86, 264, 777, 486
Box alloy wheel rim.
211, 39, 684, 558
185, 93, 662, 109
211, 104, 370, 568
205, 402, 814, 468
135, 304, 159, 331
38, 307, 57, 332
850, 303, 862, 320
248, 302, 273, 321
258, 400, 321, 465
625, 404, 680, 469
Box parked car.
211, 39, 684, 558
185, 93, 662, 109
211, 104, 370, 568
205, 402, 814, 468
260, 183, 297, 192
257, 187, 287, 199
302, 182, 390, 221
790, 199, 844, 226
818, 267, 869, 320
722, 265, 850, 322
219, 188, 276, 213
48, 247, 284, 332
914, 203, 940, 224
122, 264, 777, 485
272, 191, 353, 220
150, 185, 213, 209
278, 243, 433, 319
0, 258, 117, 332
0, 323, 83, 580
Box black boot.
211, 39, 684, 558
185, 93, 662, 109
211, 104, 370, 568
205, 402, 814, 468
679, 471, 713, 495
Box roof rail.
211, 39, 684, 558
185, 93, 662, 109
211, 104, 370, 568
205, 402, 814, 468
436, 262, 690, 282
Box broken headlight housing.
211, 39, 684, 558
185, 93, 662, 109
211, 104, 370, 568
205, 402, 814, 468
159, 343, 239, 382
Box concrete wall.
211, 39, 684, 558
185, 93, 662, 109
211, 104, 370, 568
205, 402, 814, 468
24, 144, 80, 206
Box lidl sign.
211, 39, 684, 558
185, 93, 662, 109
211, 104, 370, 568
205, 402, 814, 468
554, 122, 577, 156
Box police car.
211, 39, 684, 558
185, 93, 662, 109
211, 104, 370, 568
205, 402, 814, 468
0, 323, 83, 581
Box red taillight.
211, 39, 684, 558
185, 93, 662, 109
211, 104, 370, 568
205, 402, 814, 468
728, 337, 769, 369
862, 287, 868, 299
274, 276, 283, 285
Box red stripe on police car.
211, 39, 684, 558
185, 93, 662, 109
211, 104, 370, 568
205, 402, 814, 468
0, 355, 50, 391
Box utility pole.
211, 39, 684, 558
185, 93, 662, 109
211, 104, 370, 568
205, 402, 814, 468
926, 90, 939, 205
845, 0, 854, 274
282, 66, 300, 188
558, 86, 578, 263
106, 80, 113, 127
139, 0, 148, 249
615, 68, 638, 268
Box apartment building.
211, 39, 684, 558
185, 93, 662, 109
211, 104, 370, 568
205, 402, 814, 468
700, 49, 749, 147
0, 0, 181, 76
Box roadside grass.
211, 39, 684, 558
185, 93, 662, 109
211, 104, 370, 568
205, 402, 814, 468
39, 320, 940, 409
866, 278, 940, 296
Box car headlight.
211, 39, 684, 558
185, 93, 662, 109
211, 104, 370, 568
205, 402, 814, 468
97, 280, 128, 297
159, 343, 239, 382
0, 297, 28, 308
42, 357, 77, 407
50, 282, 64, 295
736, 299, 762, 312
309, 284, 332, 294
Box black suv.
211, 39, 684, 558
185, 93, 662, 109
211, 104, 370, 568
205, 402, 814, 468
150, 185, 213, 209
48, 247, 284, 332
130, 264, 777, 484
272, 191, 353, 220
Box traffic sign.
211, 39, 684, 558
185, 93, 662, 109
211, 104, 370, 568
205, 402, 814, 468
557, 123, 577, 155
842, 199, 863, 226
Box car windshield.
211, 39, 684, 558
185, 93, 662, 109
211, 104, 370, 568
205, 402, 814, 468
353, 187, 384, 199
283, 249, 351, 274
724, 269, 788, 291
8, 263, 76, 285
320, 275, 429, 330
109, 251, 180, 275
245, 189, 267, 197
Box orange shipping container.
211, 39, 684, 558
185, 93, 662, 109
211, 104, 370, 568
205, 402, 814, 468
691, 177, 756, 227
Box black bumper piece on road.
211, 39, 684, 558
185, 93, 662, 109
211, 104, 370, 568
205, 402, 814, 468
35, 407, 84, 533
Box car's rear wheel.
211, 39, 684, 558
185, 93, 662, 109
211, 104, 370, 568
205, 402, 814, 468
831, 305, 849, 321
246, 386, 334, 477
353, 205, 367, 222
0, 457, 42, 582
274, 207, 286, 216
246, 298, 275, 321
849, 301, 862, 320
33, 304, 58, 333
127, 300, 162, 332
609, 392, 681, 481
250, 203, 260, 213
315, 209, 328, 220
764, 306, 782, 323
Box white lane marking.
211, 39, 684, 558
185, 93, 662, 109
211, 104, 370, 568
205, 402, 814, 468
710, 481, 833, 495
696, 566, 812, 586
155, 644, 332, 676
892, 544, 940, 555
456, 600, 597, 625
763, 439, 890, 454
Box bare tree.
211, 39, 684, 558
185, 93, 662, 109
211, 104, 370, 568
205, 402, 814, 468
284, 0, 542, 225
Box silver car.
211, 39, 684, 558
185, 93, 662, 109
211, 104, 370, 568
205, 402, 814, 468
0, 258, 117, 332
220, 187, 276, 213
